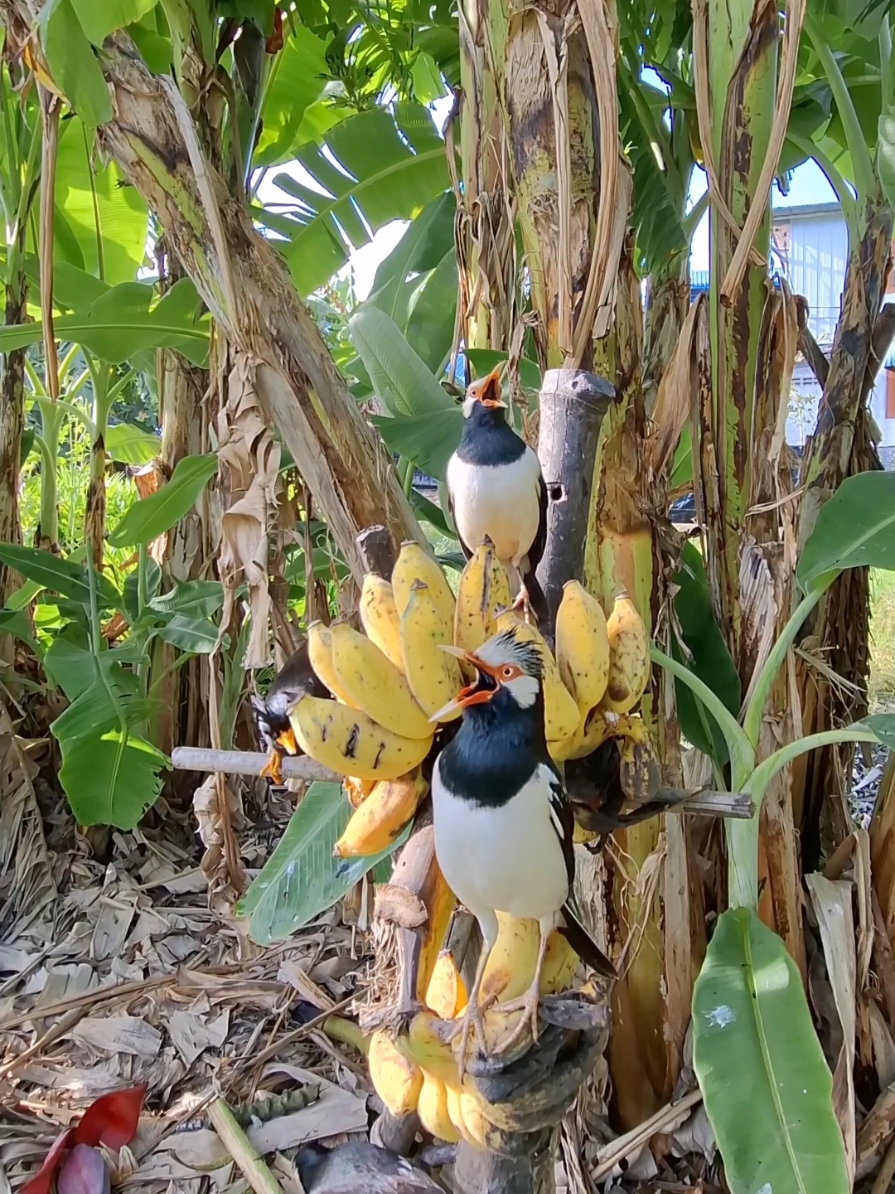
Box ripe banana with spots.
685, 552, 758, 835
425, 951, 468, 1019
333, 771, 428, 858
307, 622, 357, 706
290, 696, 433, 781
480, 912, 540, 1004
329, 622, 433, 739
555, 581, 610, 717
454, 538, 512, 652
391, 541, 456, 627
494, 610, 580, 747
601, 594, 651, 714
359, 575, 405, 672
368, 1030, 422, 1118
400, 580, 462, 721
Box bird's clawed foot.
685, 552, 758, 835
447, 997, 490, 1083
260, 749, 284, 785
493, 982, 541, 1054
511, 584, 535, 625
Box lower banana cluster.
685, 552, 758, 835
367, 918, 581, 1147
287, 538, 653, 859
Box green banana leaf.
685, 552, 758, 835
693, 907, 849, 1194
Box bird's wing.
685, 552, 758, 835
446, 477, 473, 561
544, 763, 575, 892
543, 762, 616, 979
526, 460, 549, 574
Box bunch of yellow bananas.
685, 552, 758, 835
288, 538, 652, 856
368, 919, 581, 1147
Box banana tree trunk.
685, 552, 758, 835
85, 31, 422, 578
794, 201, 894, 869
0, 278, 27, 620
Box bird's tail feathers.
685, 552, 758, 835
559, 904, 616, 979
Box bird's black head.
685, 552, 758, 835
435, 628, 550, 800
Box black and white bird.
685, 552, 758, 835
251, 639, 328, 784
430, 627, 615, 1059
446, 365, 548, 622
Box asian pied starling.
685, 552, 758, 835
250, 639, 328, 784
429, 628, 615, 1062
446, 366, 548, 622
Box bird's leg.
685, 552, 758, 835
445, 943, 493, 1083
492, 924, 550, 1053
508, 559, 536, 624
259, 729, 296, 785
259, 749, 284, 785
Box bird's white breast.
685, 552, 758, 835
431, 759, 568, 924
447, 449, 541, 566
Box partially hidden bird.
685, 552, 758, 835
295, 1141, 443, 1194
429, 626, 615, 1065
251, 639, 328, 784
446, 365, 548, 623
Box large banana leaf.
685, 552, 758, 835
797, 471, 895, 591
693, 907, 849, 1194
253, 25, 338, 168
672, 542, 741, 765
239, 781, 409, 943
54, 117, 149, 284
350, 307, 462, 480
0, 279, 209, 364
260, 102, 450, 297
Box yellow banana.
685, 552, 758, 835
454, 539, 512, 653
417, 1071, 461, 1142
415, 859, 457, 1005
290, 696, 433, 781
555, 581, 611, 716
425, 951, 468, 1019
329, 622, 433, 740
400, 580, 462, 720
601, 594, 651, 714
368, 1030, 423, 1117
391, 541, 456, 626
401, 1011, 464, 1090
307, 622, 357, 706
480, 913, 540, 1004
333, 771, 428, 858
359, 575, 405, 672
446, 1086, 490, 1150
551, 707, 614, 762
539, 930, 581, 994
458, 1090, 492, 1148
494, 611, 580, 745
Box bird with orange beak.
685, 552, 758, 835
429, 627, 615, 1065
446, 365, 547, 622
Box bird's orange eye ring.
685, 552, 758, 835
499, 664, 519, 681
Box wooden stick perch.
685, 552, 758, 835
169, 748, 752, 819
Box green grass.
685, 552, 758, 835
870, 568, 895, 704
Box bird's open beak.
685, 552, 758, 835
480, 365, 507, 408
428, 646, 501, 722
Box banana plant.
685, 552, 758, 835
655, 471, 895, 1194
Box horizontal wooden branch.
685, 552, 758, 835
169, 749, 753, 818
171, 747, 334, 782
